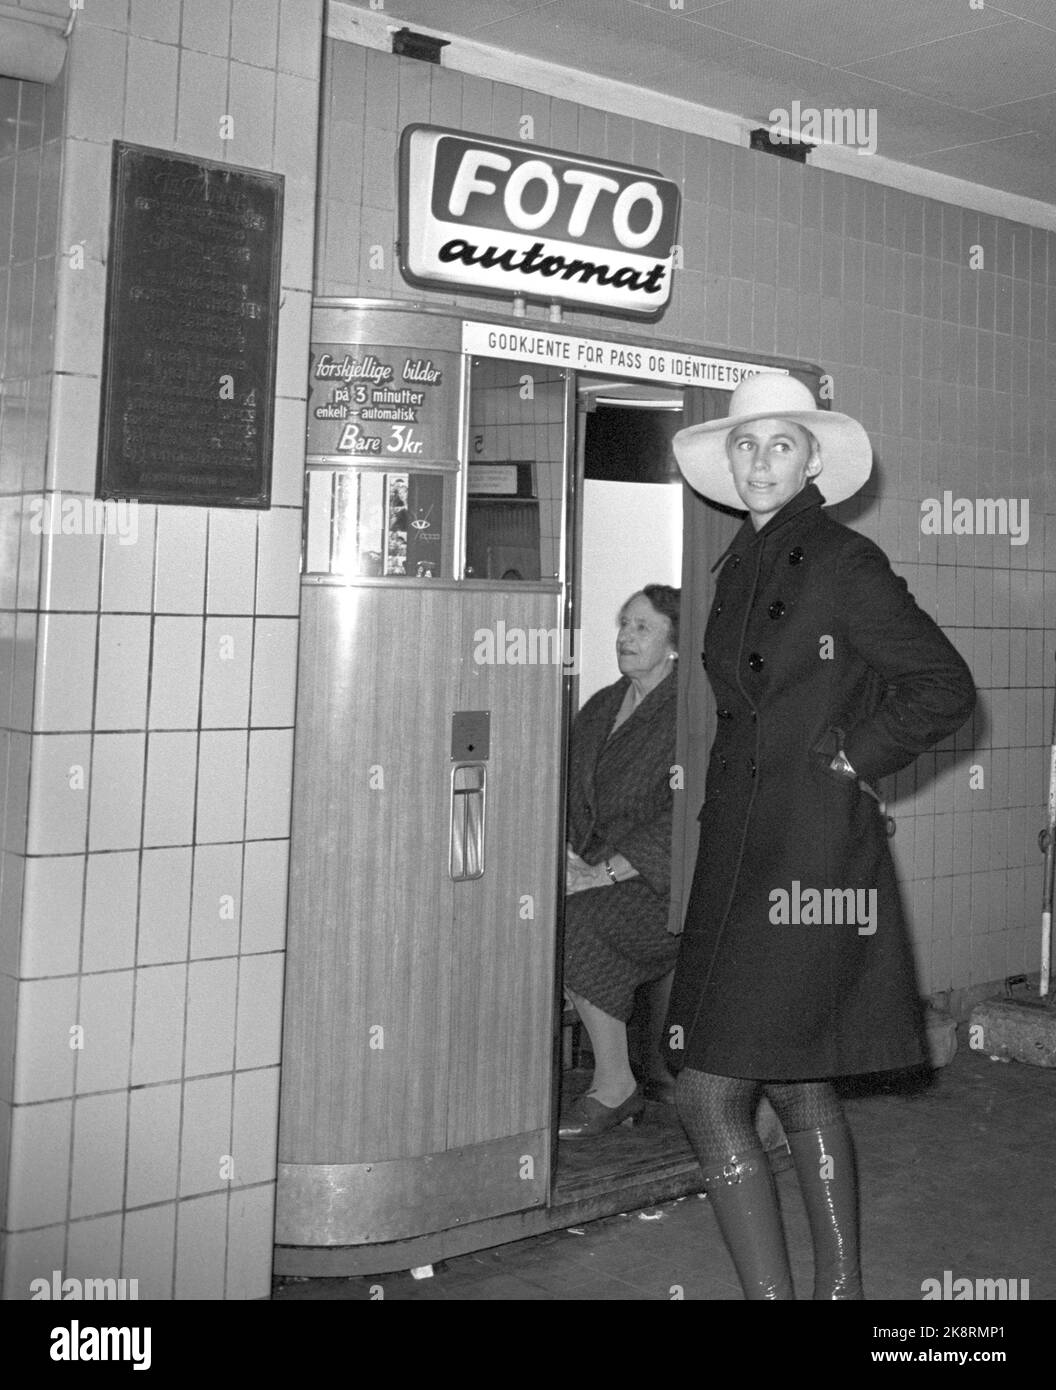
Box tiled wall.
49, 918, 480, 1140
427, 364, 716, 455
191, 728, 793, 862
1, 0, 323, 1301
468, 357, 564, 579
0, 64, 64, 1289
316, 41, 1056, 1004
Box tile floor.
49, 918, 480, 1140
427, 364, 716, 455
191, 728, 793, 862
273, 1025, 1053, 1302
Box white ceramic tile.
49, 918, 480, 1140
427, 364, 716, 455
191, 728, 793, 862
121, 1202, 176, 1299
3, 732, 31, 854
39, 528, 102, 613
83, 850, 138, 972
0, 500, 19, 612
174, 49, 229, 160
88, 732, 145, 852
10, 617, 36, 739
182, 0, 232, 57
70, 1091, 128, 1218
143, 731, 197, 847
124, 35, 179, 146
190, 842, 242, 960
205, 510, 257, 615
53, 254, 106, 377
7, 1100, 72, 1229
138, 846, 192, 965
241, 839, 288, 955
174, 1191, 227, 1299
196, 730, 247, 843
0, 854, 26, 975
235, 952, 283, 1069
232, 1067, 279, 1185
231, 0, 279, 69
149, 617, 204, 729
75, 969, 134, 1093
179, 1073, 233, 1196
225, 1182, 275, 1300
126, 1081, 181, 1207
16, 498, 42, 610
201, 617, 252, 729
26, 734, 91, 855
272, 287, 312, 401
245, 728, 293, 840
154, 509, 207, 614
269, 395, 308, 507
1, 1224, 66, 1300
226, 60, 275, 168
20, 855, 84, 978
131, 0, 181, 44
95, 615, 151, 730
281, 174, 316, 293
13, 977, 78, 1102
66, 1213, 122, 1284
278, 0, 323, 78
79, 0, 131, 28
46, 374, 102, 493
131, 963, 187, 1086
34, 613, 96, 732
0, 610, 17, 725
184, 957, 237, 1076
0, 976, 12, 1098
101, 504, 156, 612
250, 619, 297, 728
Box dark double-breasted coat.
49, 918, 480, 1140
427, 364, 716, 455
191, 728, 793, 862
666, 483, 976, 1079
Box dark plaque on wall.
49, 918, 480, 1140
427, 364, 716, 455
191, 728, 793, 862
97, 143, 284, 507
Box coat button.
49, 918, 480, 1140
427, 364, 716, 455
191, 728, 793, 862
788, 547, 804, 565
719, 756, 728, 771
715, 600, 724, 615
750, 711, 757, 723
700, 652, 708, 670
717, 706, 732, 720
730, 555, 741, 567
748, 758, 757, 777
748, 652, 764, 672
768, 600, 785, 619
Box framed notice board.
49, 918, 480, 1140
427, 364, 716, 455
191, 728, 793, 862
97, 143, 284, 507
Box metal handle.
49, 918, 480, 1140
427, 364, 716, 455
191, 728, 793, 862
450, 763, 486, 881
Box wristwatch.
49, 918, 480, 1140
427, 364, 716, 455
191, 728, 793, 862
829, 749, 857, 777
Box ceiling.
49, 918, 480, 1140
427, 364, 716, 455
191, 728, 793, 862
369, 0, 1056, 207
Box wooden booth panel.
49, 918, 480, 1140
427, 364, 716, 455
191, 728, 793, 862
280, 584, 459, 1162
445, 588, 564, 1151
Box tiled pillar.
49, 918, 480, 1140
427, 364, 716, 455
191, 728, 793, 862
1, 0, 323, 1300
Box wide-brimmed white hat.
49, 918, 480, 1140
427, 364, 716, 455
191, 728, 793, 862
672, 373, 872, 510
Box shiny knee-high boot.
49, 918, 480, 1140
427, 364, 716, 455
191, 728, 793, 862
787, 1122, 864, 1300
699, 1152, 795, 1300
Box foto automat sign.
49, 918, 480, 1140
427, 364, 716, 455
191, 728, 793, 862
399, 125, 680, 317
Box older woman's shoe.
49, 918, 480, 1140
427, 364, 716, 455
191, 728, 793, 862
558, 1089, 645, 1139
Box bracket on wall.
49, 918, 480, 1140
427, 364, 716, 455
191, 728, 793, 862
391, 28, 449, 64
749, 128, 814, 163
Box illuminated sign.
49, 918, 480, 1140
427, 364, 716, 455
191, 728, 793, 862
399, 125, 680, 318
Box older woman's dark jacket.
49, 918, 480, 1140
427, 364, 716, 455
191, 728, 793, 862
667, 483, 976, 1079
566, 669, 678, 938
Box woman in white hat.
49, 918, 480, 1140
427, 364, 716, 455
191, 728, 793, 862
665, 373, 976, 1298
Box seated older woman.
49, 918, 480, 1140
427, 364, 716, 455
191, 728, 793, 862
560, 584, 681, 1140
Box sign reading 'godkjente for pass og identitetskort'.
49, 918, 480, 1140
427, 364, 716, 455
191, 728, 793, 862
398, 125, 681, 318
